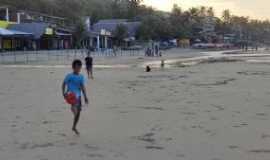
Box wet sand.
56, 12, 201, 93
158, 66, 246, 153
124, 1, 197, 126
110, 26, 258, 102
1, 49, 270, 160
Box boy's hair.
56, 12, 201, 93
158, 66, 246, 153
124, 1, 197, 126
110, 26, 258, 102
72, 59, 82, 69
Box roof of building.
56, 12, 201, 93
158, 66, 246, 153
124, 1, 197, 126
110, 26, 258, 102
8, 22, 49, 39
97, 19, 128, 23
92, 19, 141, 37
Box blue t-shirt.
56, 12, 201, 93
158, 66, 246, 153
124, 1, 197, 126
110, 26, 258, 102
64, 73, 86, 98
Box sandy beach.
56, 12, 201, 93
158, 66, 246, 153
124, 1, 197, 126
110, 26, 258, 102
1, 49, 270, 160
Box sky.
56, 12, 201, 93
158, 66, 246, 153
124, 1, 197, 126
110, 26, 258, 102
143, 0, 270, 20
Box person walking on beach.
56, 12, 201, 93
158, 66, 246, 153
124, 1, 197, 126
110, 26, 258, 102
62, 59, 89, 135
85, 51, 94, 79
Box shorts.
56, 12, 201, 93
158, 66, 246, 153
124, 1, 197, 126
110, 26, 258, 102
71, 97, 82, 111
86, 65, 92, 71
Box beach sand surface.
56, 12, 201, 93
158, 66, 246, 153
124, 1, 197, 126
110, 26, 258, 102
1, 50, 270, 160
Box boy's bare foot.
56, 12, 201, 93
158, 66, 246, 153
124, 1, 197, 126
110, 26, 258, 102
72, 128, 80, 135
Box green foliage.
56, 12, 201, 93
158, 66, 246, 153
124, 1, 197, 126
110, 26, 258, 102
73, 20, 87, 48
1, 0, 270, 44
137, 14, 173, 40
114, 24, 128, 45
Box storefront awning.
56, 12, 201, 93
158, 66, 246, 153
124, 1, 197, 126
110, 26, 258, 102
0, 28, 14, 36
55, 31, 72, 36
0, 28, 33, 37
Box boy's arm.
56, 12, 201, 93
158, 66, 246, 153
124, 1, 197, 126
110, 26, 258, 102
81, 84, 89, 104
62, 81, 67, 97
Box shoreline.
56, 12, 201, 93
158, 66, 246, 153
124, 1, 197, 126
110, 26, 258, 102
2, 49, 270, 69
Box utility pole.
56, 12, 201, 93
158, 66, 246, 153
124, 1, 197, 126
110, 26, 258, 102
6, 7, 9, 22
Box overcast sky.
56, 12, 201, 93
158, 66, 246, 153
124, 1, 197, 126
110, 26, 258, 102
143, 0, 270, 20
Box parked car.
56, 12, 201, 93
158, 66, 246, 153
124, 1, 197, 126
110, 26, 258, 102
122, 45, 143, 51
192, 43, 234, 49
192, 43, 215, 49
159, 42, 173, 50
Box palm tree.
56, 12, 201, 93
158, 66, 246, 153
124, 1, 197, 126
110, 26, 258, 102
199, 6, 206, 17
222, 9, 231, 24
207, 7, 215, 17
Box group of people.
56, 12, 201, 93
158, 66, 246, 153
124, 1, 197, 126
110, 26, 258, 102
61, 52, 93, 135
145, 44, 162, 57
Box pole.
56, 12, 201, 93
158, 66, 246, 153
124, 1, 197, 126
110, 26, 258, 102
6, 7, 9, 22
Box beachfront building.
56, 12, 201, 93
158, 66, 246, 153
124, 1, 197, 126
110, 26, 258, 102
0, 6, 68, 27
9, 23, 72, 50
0, 6, 73, 50
0, 28, 33, 51
201, 16, 219, 42
87, 19, 141, 50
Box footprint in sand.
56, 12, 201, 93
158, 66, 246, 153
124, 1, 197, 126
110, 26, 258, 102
211, 104, 225, 111
249, 149, 270, 153
86, 153, 104, 158
84, 144, 99, 151
232, 122, 248, 128
204, 129, 217, 136
210, 116, 219, 121
19, 142, 54, 150
19, 142, 31, 150
136, 106, 164, 111
30, 143, 54, 149
261, 134, 270, 139
57, 133, 67, 137
49, 110, 61, 113
176, 154, 185, 158
228, 145, 239, 150
119, 111, 129, 114
145, 146, 164, 150
15, 115, 21, 119
68, 142, 77, 146
151, 125, 163, 132
256, 113, 268, 116
135, 133, 156, 143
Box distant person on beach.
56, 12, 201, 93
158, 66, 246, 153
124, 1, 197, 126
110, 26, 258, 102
85, 52, 93, 79
161, 59, 165, 68
62, 59, 89, 135
155, 44, 159, 56
146, 65, 151, 72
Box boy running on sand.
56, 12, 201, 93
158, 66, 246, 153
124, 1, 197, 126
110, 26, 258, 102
62, 59, 89, 135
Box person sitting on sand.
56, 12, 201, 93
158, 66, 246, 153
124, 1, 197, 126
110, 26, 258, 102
161, 59, 165, 68
62, 59, 89, 135
85, 52, 93, 79
146, 65, 151, 72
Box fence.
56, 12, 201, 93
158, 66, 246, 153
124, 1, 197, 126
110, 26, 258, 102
0, 49, 143, 65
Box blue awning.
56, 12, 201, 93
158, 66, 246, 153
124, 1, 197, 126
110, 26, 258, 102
0, 28, 14, 36
10, 29, 33, 35
0, 28, 33, 37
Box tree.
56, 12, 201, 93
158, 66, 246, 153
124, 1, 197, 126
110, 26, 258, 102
222, 9, 231, 23
126, 0, 143, 18
170, 4, 192, 39
198, 6, 206, 17
114, 24, 129, 46
73, 20, 87, 48
207, 7, 215, 17
137, 14, 173, 40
